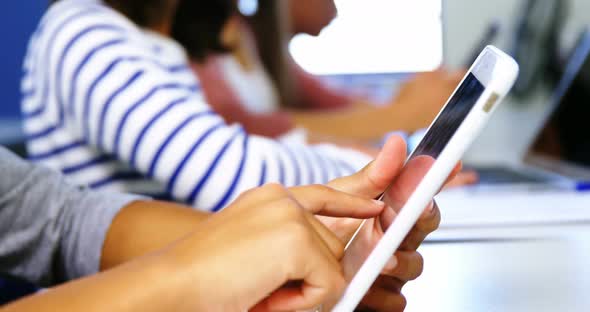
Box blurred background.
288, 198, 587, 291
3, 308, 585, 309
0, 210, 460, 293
3, 0, 589, 148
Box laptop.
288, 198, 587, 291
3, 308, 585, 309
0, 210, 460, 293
473, 29, 590, 189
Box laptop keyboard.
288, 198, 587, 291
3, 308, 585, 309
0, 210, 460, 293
472, 166, 547, 184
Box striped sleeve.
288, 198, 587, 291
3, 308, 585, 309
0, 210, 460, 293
56, 13, 371, 211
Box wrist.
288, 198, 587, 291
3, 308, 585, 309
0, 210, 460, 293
156, 233, 245, 311
149, 238, 210, 311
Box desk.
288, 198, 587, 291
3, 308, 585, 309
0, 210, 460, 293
405, 226, 590, 312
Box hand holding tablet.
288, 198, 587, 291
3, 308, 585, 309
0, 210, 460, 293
334, 46, 519, 311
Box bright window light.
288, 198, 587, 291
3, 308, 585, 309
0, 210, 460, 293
289, 0, 443, 75
238, 0, 258, 17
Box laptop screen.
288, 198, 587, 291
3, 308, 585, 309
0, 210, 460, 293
289, 0, 443, 75
527, 30, 590, 175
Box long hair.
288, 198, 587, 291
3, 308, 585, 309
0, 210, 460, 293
171, 0, 236, 61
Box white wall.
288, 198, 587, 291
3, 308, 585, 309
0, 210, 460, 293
563, 0, 590, 47
444, 0, 590, 67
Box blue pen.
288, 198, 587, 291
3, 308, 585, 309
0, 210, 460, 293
575, 182, 590, 192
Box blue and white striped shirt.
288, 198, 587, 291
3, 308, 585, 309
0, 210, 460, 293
21, 0, 371, 211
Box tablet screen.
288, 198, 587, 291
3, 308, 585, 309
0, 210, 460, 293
381, 73, 485, 221
410, 73, 485, 159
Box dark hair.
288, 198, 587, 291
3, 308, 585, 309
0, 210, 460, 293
171, 0, 236, 61
50, 0, 172, 28
104, 0, 173, 28
50, 0, 234, 61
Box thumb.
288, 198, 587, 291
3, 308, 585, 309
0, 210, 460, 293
328, 135, 407, 199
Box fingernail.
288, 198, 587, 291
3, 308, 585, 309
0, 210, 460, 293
384, 256, 398, 271
427, 201, 435, 213
372, 199, 386, 207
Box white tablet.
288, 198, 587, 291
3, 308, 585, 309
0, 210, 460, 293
334, 46, 519, 311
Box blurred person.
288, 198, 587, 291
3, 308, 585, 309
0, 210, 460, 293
23, 0, 379, 212
0, 136, 448, 311
179, 0, 463, 142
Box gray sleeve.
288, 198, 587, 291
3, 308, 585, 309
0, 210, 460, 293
0, 147, 144, 286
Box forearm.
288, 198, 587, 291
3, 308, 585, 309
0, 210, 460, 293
291, 104, 411, 142
3, 202, 211, 312
2, 252, 193, 312
100, 201, 210, 270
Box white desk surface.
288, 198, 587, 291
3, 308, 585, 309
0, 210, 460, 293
405, 226, 590, 312
434, 188, 590, 232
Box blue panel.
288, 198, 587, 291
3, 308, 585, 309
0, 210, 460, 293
0, 2, 45, 119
